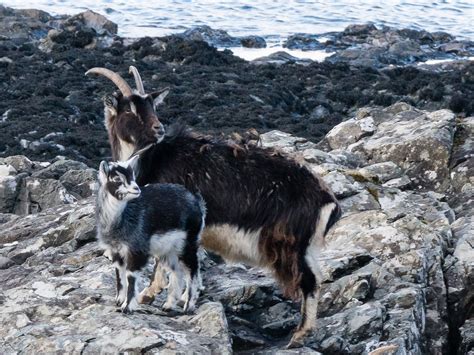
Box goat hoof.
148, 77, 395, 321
121, 306, 133, 314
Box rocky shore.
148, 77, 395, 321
0, 6, 473, 166
1, 103, 472, 354
0, 5, 473, 355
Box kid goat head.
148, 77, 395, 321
86, 66, 170, 161
98, 157, 141, 202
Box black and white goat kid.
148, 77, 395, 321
96, 156, 205, 313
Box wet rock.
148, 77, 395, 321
180, 25, 240, 47
251, 51, 313, 65
343, 24, 377, 36
283, 34, 326, 50
64, 10, 118, 35
322, 24, 473, 67
0, 5, 52, 41
240, 35, 266, 48
179, 26, 266, 49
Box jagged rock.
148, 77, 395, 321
339, 189, 380, 214
356, 162, 403, 183
181, 25, 240, 47
14, 177, 76, 215
349, 104, 456, 191
240, 35, 266, 48
32, 159, 88, 179
1, 155, 34, 174
326, 116, 375, 150
283, 34, 326, 50
323, 171, 364, 198
459, 319, 474, 354
251, 51, 313, 65
0, 163, 16, 176
64, 10, 118, 35
382, 175, 411, 190
59, 168, 97, 198
260, 130, 309, 154
179, 25, 266, 49
0, 173, 25, 213
445, 216, 474, 351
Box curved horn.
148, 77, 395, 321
129, 66, 145, 94
85, 67, 133, 97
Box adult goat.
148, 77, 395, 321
86, 66, 341, 347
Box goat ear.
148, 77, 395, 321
126, 154, 140, 174
98, 161, 109, 183
151, 87, 170, 109
103, 95, 118, 117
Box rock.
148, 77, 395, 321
0, 163, 16, 176
251, 51, 313, 65
459, 319, 474, 354
0, 256, 14, 269
240, 35, 266, 48
444, 216, 474, 352
343, 24, 377, 36
2, 155, 34, 174
326, 116, 375, 150
179, 26, 266, 49
59, 168, 97, 198
32, 159, 88, 179
283, 34, 326, 50
349, 105, 456, 191
64, 10, 118, 35
14, 177, 76, 215
0, 174, 25, 213
323, 171, 364, 198
180, 25, 240, 47
260, 130, 309, 154
322, 24, 473, 67
339, 189, 380, 215
356, 162, 403, 183
382, 175, 411, 190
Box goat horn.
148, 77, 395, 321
85, 67, 133, 97
129, 66, 145, 94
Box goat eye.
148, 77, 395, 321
112, 176, 121, 183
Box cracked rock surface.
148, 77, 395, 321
1, 103, 472, 354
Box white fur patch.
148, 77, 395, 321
305, 202, 337, 282
150, 230, 187, 258
118, 139, 136, 161
201, 224, 263, 266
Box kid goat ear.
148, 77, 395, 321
99, 161, 109, 176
